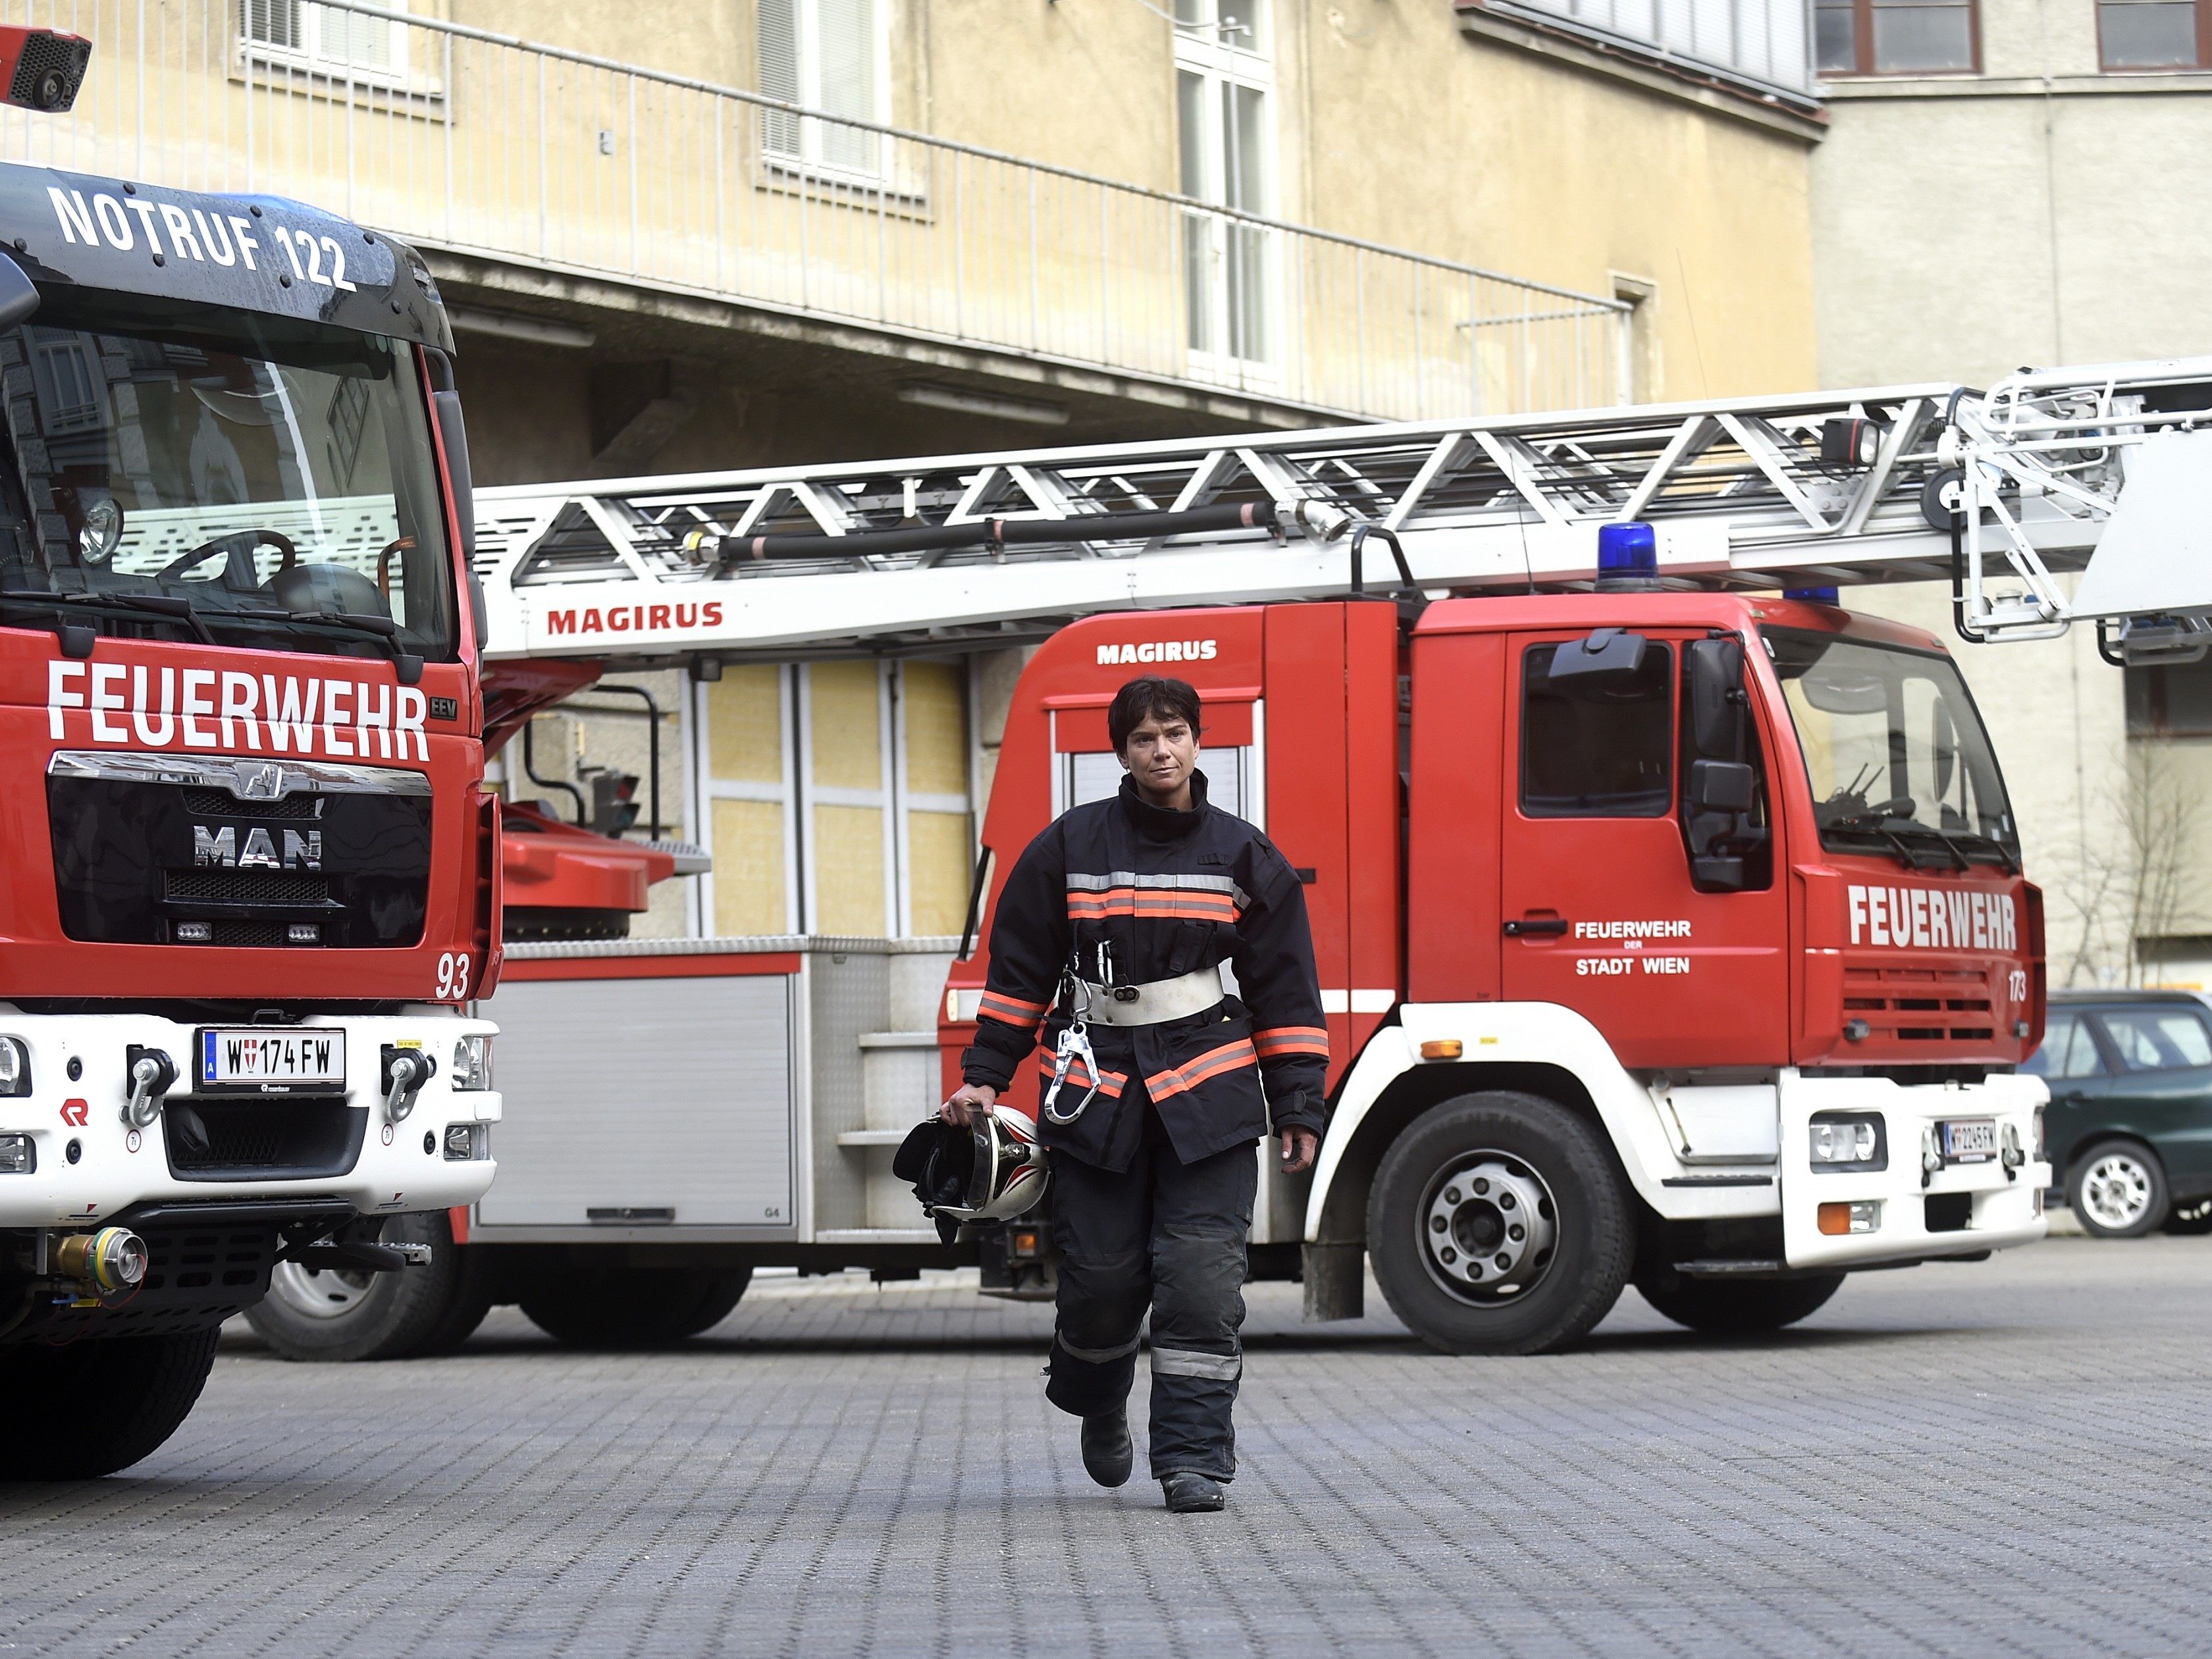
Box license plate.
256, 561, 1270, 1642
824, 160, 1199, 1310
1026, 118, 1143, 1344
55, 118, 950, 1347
197, 1028, 346, 1090
1941, 1117, 1998, 1162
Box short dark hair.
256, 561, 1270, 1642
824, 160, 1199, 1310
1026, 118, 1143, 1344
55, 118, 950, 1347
1107, 675, 1201, 754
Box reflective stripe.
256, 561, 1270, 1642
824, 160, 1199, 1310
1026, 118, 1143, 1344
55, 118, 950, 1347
1144, 1038, 1258, 1102
1066, 887, 1240, 924
1066, 870, 1246, 902
1057, 1332, 1142, 1363
1149, 1346, 1242, 1381
1254, 1026, 1330, 1061
1035, 1053, 1127, 1099
978, 990, 1049, 1031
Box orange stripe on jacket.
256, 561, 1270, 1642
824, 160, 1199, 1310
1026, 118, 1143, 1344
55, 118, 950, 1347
1036, 1053, 1127, 1099
978, 991, 1049, 1030
1065, 889, 1240, 924
1145, 1038, 1259, 1102
1254, 1026, 1330, 1061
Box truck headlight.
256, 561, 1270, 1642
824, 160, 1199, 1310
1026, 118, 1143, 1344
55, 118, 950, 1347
0, 1133, 33, 1173
2032, 1105, 2045, 1161
1808, 1113, 1886, 1172
0, 1038, 31, 1097
450, 1034, 492, 1092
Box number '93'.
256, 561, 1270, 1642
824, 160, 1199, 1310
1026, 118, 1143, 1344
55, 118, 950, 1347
435, 952, 471, 1001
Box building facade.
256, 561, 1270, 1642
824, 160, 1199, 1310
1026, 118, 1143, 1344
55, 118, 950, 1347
10, 0, 1828, 944
1809, 0, 2212, 985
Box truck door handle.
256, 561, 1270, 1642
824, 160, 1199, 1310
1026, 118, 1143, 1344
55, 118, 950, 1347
1503, 918, 1571, 937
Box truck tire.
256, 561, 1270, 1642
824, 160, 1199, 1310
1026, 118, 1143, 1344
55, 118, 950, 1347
1633, 1267, 1845, 1334
244, 1211, 492, 1362
2067, 1139, 2170, 1238
0, 1329, 223, 1479
1366, 1090, 1633, 1355
519, 1267, 752, 1348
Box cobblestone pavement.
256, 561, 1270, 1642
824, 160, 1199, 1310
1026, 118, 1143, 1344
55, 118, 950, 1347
3, 1235, 2209, 1657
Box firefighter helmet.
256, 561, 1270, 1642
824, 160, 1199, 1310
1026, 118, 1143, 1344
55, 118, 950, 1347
893, 1105, 1048, 1231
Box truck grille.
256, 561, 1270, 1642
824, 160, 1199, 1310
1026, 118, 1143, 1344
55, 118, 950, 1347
165, 870, 331, 904
1842, 966, 1995, 1043
163, 1097, 367, 1181
178, 787, 325, 821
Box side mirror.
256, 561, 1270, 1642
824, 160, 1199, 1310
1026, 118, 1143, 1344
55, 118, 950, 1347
1689, 758, 1755, 814
0, 255, 39, 330
1544, 627, 1648, 695
1685, 637, 1747, 758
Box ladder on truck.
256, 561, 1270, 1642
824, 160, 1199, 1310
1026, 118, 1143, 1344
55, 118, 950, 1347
474, 357, 2212, 666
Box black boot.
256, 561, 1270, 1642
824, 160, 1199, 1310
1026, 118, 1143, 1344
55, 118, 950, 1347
1081, 1409, 1132, 1488
1161, 1472, 1225, 1513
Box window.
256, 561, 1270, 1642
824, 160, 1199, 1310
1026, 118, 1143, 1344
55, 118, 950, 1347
2094, 1006, 2212, 1072
1175, 1, 1272, 367
760, 0, 887, 175
1519, 641, 1673, 817
244, 0, 410, 84
2126, 660, 2212, 735
1816, 0, 1978, 75
1487, 0, 1812, 97
2099, 0, 2210, 68
2021, 1012, 2108, 1080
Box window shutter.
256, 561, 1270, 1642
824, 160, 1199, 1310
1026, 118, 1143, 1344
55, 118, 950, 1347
759, 0, 801, 155
246, 0, 302, 49
816, 0, 878, 170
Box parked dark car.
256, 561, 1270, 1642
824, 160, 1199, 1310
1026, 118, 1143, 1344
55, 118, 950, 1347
2023, 990, 2212, 1238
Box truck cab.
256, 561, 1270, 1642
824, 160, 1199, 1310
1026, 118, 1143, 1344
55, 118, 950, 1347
0, 161, 500, 1474
941, 591, 2049, 1352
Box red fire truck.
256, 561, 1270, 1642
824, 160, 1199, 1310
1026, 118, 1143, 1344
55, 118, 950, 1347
258, 354, 2207, 1358
0, 29, 501, 1473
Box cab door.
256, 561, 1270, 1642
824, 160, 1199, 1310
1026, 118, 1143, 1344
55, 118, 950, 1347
1497, 627, 1789, 1068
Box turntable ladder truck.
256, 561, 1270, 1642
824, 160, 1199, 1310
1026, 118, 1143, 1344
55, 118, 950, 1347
357, 354, 2211, 1357
0, 27, 504, 1470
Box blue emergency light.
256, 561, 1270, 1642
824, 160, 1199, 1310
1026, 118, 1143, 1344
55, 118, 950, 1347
1596, 521, 1660, 592
1783, 585, 1841, 604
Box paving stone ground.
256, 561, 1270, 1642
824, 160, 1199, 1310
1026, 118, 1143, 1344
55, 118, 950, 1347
1, 1233, 2206, 1658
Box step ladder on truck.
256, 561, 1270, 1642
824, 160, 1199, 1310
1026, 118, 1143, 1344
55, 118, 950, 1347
0, 28, 504, 1472
259, 350, 2212, 1359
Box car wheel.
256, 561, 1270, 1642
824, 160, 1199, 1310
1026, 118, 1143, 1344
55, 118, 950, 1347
0, 1329, 223, 1479
2067, 1140, 2171, 1238
519, 1268, 754, 1348
2164, 1198, 2212, 1236
1633, 1267, 1845, 1334
1367, 1090, 1633, 1356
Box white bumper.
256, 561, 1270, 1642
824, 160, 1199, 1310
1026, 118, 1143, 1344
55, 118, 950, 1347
0, 1006, 500, 1229
1778, 1070, 2048, 1269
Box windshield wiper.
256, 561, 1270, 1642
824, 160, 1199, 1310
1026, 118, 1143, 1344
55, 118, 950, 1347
1818, 812, 1949, 871
0, 588, 217, 648
232, 607, 425, 685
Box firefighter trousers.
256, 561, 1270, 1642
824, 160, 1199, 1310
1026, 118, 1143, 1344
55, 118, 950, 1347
1043, 1100, 1257, 1483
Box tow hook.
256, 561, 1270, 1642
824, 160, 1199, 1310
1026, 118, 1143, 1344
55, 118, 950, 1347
380, 1046, 436, 1124
1921, 1124, 1942, 1190
122, 1046, 178, 1130
2001, 1122, 2025, 1180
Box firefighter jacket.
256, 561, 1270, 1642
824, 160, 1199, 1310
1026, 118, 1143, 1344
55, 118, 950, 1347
962, 769, 1329, 1171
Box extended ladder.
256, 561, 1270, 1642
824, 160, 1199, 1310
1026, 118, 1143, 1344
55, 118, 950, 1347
475, 357, 2212, 664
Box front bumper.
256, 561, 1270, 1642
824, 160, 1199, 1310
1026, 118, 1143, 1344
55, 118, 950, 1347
0, 1005, 499, 1230
1780, 1070, 2048, 1271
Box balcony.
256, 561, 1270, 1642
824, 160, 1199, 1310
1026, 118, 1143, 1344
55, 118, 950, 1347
0, 0, 1630, 423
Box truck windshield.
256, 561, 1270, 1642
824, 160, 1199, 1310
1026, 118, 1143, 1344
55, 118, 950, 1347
1763, 627, 2020, 870
0, 291, 454, 662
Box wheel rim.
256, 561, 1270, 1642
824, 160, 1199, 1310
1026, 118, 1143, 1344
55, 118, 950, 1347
267, 1259, 377, 1321
2080, 1153, 2153, 1232
1416, 1151, 1559, 1304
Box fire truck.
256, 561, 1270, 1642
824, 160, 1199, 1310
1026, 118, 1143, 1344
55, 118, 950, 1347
257, 350, 2209, 1359
0, 28, 501, 1474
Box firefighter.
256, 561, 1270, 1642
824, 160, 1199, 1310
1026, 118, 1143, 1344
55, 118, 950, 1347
941, 675, 1328, 1514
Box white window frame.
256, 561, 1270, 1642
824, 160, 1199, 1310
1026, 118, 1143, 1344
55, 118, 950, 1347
760, 0, 895, 184
242, 0, 417, 94
1174, 1, 1280, 384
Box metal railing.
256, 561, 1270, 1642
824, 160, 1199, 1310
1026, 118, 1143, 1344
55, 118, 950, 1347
0, 0, 1631, 419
